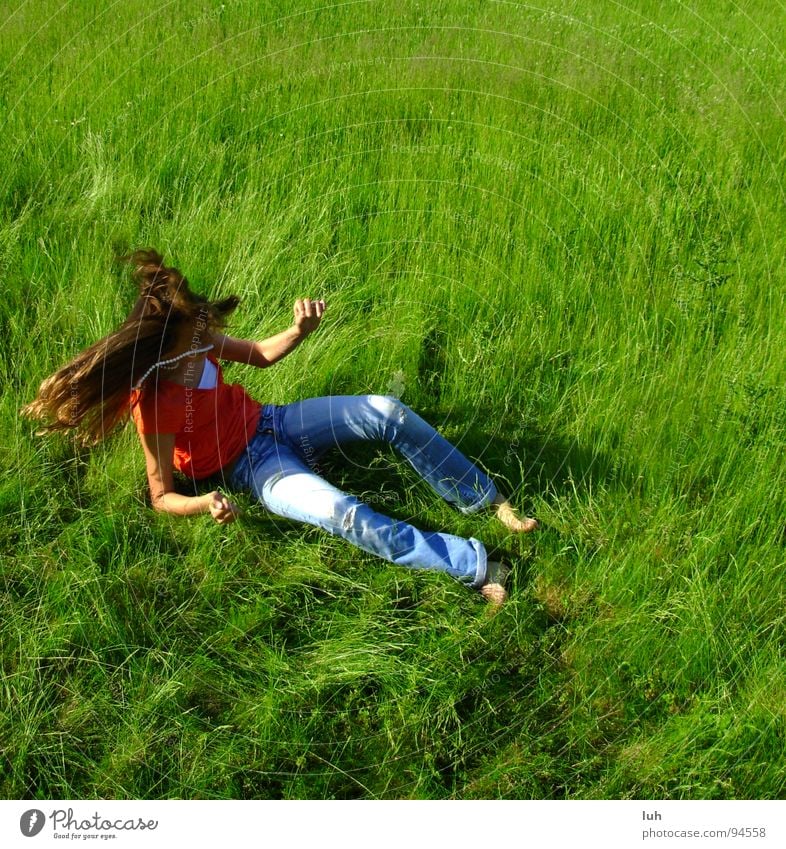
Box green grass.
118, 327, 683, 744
2, 0, 785, 798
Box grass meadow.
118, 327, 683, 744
1, 0, 785, 799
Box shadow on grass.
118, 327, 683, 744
447, 415, 639, 506
167, 406, 636, 565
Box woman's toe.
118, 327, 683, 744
480, 582, 508, 607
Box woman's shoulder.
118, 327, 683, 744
129, 381, 188, 433
130, 379, 184, 410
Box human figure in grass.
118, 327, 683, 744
21, 249, 536, 608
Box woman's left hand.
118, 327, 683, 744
208, 491, 241, 524
293, 298, 326, 336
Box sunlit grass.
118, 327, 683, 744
1, 0, 784, 799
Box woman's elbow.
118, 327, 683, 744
150, 490, 170, 513
251, 350, 273, 369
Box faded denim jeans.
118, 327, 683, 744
227, 395, 497, 590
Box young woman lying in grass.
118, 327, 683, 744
21, 249, 537, 607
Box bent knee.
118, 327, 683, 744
341, 502, 358, 531
366, 394, 407, 424
264, 472, 347, 524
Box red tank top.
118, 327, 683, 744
129, 352, 262, 480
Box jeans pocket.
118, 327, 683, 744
228, 451, 249, 492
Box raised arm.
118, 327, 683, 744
210, 298, 326, 368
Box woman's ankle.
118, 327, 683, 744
491, 495, 539, 533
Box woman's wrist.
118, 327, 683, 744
289, 323, 309, 339
156, 491, 214, 516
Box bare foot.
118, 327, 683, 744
492, 494, 538, 533
480, 582, 508, 608
480, 560, 510, 609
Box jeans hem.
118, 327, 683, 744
457, 481, 498, 516
468, 537, 488, 590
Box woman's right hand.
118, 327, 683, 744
293, 297, 326, 336
207, 490, 240, 524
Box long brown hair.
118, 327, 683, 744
20, 248, 240, 445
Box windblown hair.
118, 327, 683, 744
20, 248, 240, 445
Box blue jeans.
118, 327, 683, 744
227, 395, 498, 590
